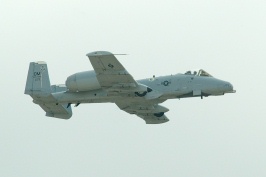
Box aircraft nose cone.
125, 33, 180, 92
223, 82, 236, 93
229, 83, 234, 89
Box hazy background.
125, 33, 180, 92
1, 0, 266, 176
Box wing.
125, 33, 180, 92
115, 101, 169, 124
86, 51, 138, 91
137, 114, 169, 124
86, 51, 161, 98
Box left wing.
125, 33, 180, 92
137, 114, 169, 124
115, 101, 169, 124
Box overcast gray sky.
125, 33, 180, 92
1, 0, 266, 177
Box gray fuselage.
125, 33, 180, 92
52, 73, 234, 105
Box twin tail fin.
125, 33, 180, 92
25, 62, 72, 119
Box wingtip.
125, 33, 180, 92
86, 51, 113, 57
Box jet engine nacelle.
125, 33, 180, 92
66, 71, 101, 92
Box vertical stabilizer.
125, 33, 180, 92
25, 61, 51, 95
24, 61, 72, 119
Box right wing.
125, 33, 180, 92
86, 51, 150, 94
86, 51, 137, 88
115, 101, 169, 124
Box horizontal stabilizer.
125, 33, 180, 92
25, 61, 72, 119
32, 90, 73, 119
36, 101, 72, 119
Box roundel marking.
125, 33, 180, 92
163, 81, 169, 86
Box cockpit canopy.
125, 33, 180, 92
184, 69, 213, 77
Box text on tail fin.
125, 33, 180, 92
25, 61, 51, 95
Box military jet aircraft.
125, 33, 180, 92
25, 51, 235, 124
